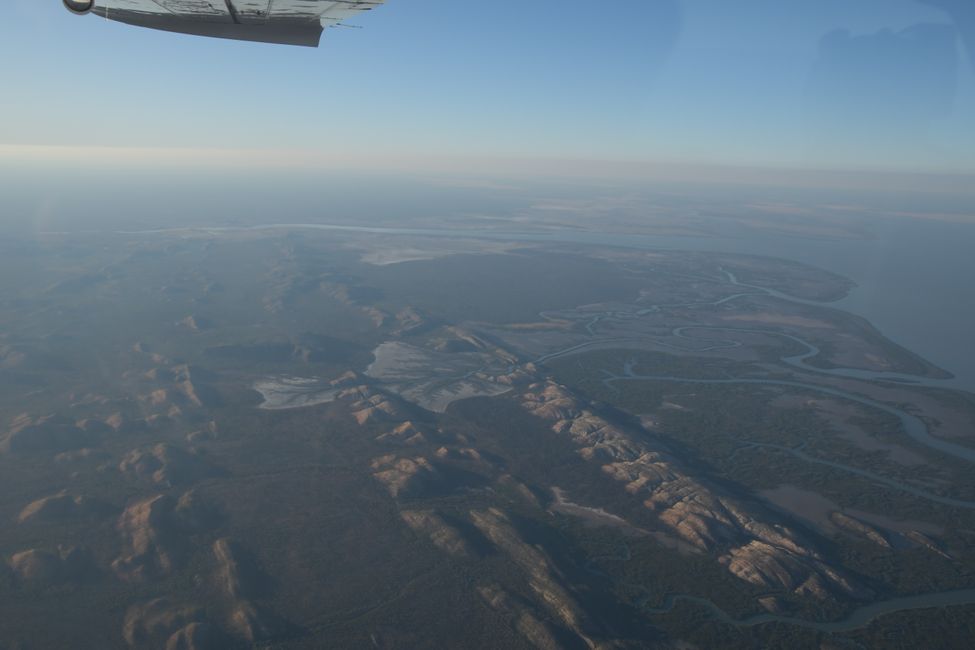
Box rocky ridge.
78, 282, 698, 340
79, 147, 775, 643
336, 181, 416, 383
521, 380, 865, 600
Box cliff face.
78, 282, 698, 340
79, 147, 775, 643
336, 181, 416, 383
470, 508, 599, 648
122, 599, 212, 650
521, 380, 866, 600
112, 495, 181, 582
0, 414, 89, 455
371, 454, 440, 498
8, 546, 94, 587
400, 510, 472, 558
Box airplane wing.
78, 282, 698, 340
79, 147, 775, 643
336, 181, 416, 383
64, 0, 386, 47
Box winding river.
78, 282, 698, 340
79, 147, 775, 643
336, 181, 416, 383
602, 365, 975, 464
536, 264, 975, 629
536, 267, 975, 464
533, 269, 975, 502
116, 221, 975, 631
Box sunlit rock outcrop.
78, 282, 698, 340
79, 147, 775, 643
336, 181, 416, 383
371, 454, 439, 498
8, 546, 94, 586
830, 512, 891, 548
521, 380, 865, 600
112, 495, 181, 582
905, 530, 952, 559
470, 508, 598, 648
164, 622, 215, 650
123, 599, 210, 649
119, 444, 215, 487
477, 584, 564, 650
17, 491, 108, 524
400, 510, 472, 558
213, 538, 266, 601
0, 414, 89, 455
377, 421, 428, 446
350, 392, 408, 426
228, 602, 284, 644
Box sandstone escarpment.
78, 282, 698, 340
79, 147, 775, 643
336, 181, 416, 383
8, 546, 94, 586
400, 510, 472, 557
830, 512, 891, 548
0, 414, 89, 455
119, 444, 215, 487
213, 538, 267, 601
210, 539, 290, 644
371, 454, 440, 498
377, 421, 429, 446
123, 599, 211, 649
521, 380, 865, 600
228, 601, 285, 644
164, 622, 215, 650
17, 491, 109, 524
351, 392, 408, 425
470, 508, 598, 648
477, 584, 565, 650
112, 495, 182, 582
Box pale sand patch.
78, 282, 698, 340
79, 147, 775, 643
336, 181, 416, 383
253, 376, 337, 410
366, 341, 513, 412
722, 313, 835, 329
355, 240, 524, 266
365, 342, 434, 381
760, 484, 840, 535
760, 484, 944, 538
359, 249, 457, 266
401, 380, 511, 414
549, 487, 649, 537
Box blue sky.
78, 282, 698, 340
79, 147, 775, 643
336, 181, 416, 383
2, 0, 974, 174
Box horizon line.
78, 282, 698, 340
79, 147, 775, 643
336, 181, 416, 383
2, 144, 974, 194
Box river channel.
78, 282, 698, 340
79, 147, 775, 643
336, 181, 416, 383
117, 221, 975, 631
534, 264, 975, 630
